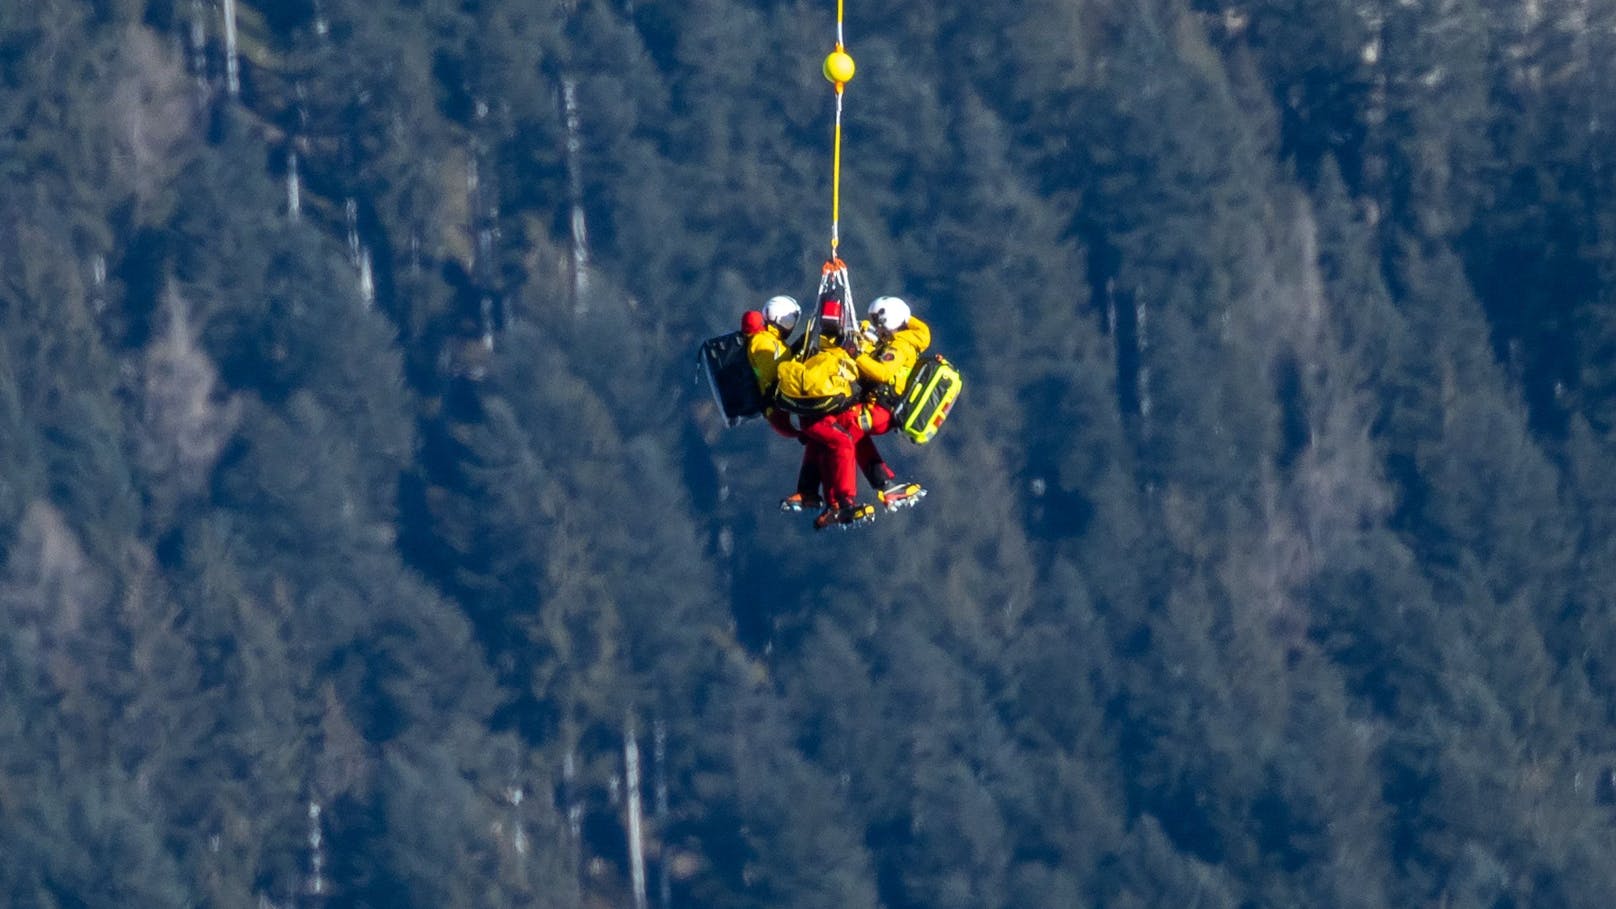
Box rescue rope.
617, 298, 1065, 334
806, 3, 860, 357
826, 0, 853, 258
831, 77, 844, 255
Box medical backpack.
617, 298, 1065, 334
889, 354, 962, 444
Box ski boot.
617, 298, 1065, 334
812, 506, 838, 531
839, 502, 878, 528
780, 492, 825, 513
814, 502, 877, 531
877, 480, 927, 512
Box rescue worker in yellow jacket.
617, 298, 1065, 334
746, 296, 797, 398
851, 296, 929, 510
746, 295, 833, 512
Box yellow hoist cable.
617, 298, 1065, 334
822, 0, 856, 257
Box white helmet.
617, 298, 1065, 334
763, 295, 800, 331
868, 296, 910, 332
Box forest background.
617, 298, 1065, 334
3, 0, 1616, 906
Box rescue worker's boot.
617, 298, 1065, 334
780, 491, 825, 513
834, 502, 878, 529
814, 501, 875, 531
877, 479, 926, 511
860, 458, 895, 492
813, 505, 839, 531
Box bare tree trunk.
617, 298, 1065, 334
506, 781, 528, 856
465, 123, 501, 347
341, 198, 373, 307
188, 0, 209, 98
625, 720, 648, 909
654, 718, 671, 909
305, 801, 328, 904
222, 0, 240, 98
561, 78, 591, 314
344, 198, 361, 267
90, 254, 107, 314
287, 152, 301, 222
1103, 276, 1116, 337
563, 748, 584, 909
358, 248, 374, 308
1360, 6, 1388, 227
1135, 291, 1152, 429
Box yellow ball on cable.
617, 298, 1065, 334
823, 49, 856, 86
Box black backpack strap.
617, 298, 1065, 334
773, 391, 852, 416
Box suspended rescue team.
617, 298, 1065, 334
698, 6, 963, 530
702, 262, 961, 530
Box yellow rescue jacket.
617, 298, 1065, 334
746, 326, 791, 395
856, 316, 931, 395
774, 345, 859, 415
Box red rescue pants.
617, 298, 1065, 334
799, 409, 864, 508
855, 403, 896, 487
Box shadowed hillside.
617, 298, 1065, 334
2, 1, 1616, 906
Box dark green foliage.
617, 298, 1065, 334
3, 0, 1616, 905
